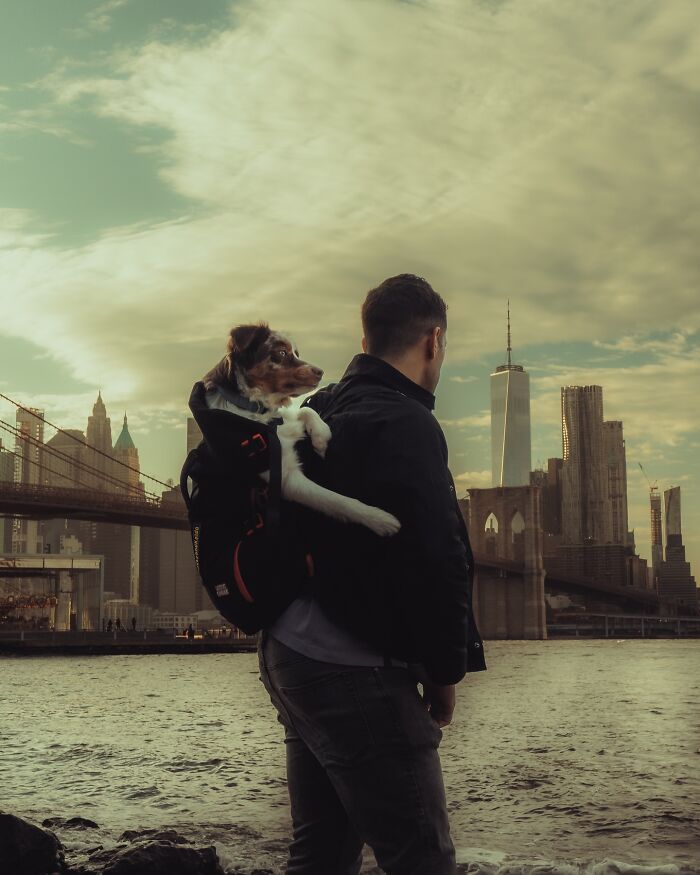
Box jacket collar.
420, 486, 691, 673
340, 353, 436, 411
210, 381, 270, 415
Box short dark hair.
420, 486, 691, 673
361, 274, 447, 358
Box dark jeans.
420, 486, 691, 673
257, 629, 457, 875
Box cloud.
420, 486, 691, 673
453, 469, 492, 490
529, 342, 700, 453
439, 411, 491, 429
448, 375, 478, 384
0, 0, 692, 403
66, 0, 130, 38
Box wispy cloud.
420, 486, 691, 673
66, 0, 130, 39
453, 469, 492, 491
440, 412, 492, 429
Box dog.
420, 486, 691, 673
201, 323, 401, 537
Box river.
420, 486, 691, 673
1, 639, 698, 873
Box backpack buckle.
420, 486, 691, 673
241, 433, 267, 458
245, 513, 265, 536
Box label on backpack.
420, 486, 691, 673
192, 525, 201, 572
215, 583, 230, 597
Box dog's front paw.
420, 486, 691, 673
364, 507, 402, 537
309, 420, 332, 458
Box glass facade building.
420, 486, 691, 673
490, 305, 531, 487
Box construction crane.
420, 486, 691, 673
638, 462, 658, 494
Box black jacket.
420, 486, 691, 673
300, 353, 487, 684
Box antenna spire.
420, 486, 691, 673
507, 299, 512, 367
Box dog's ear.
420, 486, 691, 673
227, 323, 270, 363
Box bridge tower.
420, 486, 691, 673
467, 485, 547, 639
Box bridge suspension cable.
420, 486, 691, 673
0, 418, 163, 502
0, 390, 174, 491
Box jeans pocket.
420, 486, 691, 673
278, 670, 377, 765
376, 668, 444, 750
262, 634, 316, 673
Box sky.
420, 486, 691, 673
0, 0, 698, 579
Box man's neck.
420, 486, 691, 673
379, 354, 434, 394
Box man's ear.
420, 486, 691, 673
361, 336, 367, 353
227, 323, 270, 360
427, 326, 441, 360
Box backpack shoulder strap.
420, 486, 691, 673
265, 418, 283, 542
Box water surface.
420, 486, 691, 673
2, 639, 698, 873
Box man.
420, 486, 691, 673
258, 274, 486, 875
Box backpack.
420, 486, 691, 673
179, 381, 314, 634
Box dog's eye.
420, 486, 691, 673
271, 349, 288, 363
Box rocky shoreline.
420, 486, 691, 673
0, 811, 278, 875
4, 810, 696, 875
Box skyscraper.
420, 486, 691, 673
560, 385, 613, 545
658, 486, 696, 610
602, 420, 629, 546
490, 302, 531, 486
649, 489, 663, 582
12, 404, 45, 555
85, 391, 115, 490
664, 485, 682, 538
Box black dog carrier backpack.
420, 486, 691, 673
179, 381, 313, 635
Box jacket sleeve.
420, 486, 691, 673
364, 410, 477, 685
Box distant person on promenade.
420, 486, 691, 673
115, 617, 121, 632
257, 274, 486, 874
131, 616, 137, 632
107, 619, 113, 633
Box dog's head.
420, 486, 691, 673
219, 323, 323, 407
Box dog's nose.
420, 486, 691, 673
311, 366, 324, 379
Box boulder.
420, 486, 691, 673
118, 827, 191, 844
43, 817, 100, 831
100, 841, 224, 875
0, 810, 66, 875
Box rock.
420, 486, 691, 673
43, 817, 100, 831
101, 840, 224, 874
0, 810, 67, 875
119, 827, 191, 844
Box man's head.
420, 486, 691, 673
361, 274, 447, 393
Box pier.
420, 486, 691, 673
0, 629, 259, 655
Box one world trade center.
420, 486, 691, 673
490, 303, 532, 486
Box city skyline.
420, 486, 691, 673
0, 0, 698, 577
0, 356, 693, 588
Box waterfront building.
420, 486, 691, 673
649, 489, 663, 584
530, 457, 563, 550
85, 392, 117, 490
113, 413, 143, 496
150, 610, 199, 632
12, 404, 45, 556
44, 429, 86, 488
0, 438, 14, 552
657, 486, 697, 612
103, 599, 153, 630
490, 303, 531, 486
602, 420, 629, 546
560, 385, 613, 545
